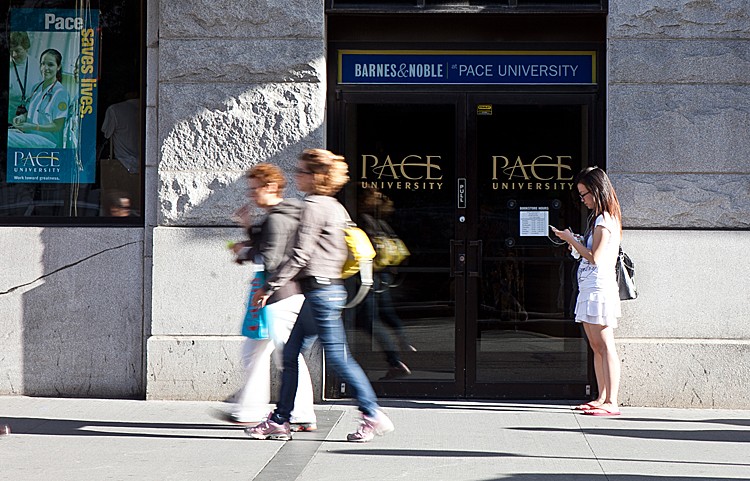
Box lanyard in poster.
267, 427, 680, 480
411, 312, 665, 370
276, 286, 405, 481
12, 59, 28, 101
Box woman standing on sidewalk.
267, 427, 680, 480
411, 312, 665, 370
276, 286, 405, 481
246, 149, 394, 442
553, 166, 622, 416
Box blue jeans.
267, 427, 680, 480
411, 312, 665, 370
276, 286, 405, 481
272, 283, 380, 423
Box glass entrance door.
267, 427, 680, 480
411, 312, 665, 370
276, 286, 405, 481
330, 92, 596, 399
467, 95, 594, 398
336, 93, 466, 398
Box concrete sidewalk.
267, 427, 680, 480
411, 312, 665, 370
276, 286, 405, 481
1, 396, 748, 481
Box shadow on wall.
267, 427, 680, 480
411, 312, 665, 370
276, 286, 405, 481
10, 72, 326, 399
21, 228, 144, 398
157, 79, 326, 227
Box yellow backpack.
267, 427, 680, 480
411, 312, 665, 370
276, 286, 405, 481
340, 207, 376, 308
342, 224, 376, 279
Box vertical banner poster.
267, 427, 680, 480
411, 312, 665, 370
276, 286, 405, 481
7, 8, 99, 184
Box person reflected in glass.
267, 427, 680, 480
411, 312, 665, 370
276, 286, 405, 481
552, 166, 623, 416
105, 191, 133, 217
8, 49, 69, 149
358, 187, 416, 380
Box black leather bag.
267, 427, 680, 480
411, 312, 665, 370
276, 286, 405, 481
616, 247, 637, 300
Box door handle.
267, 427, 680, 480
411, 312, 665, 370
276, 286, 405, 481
450, 240, 465, 278
468, 240, 483, 278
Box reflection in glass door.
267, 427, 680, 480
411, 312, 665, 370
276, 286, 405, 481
468, 98, 593, 398
337, 95, 465, 398
331, 93, 596, 400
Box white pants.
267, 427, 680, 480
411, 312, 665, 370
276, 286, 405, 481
233, 294, 315, 423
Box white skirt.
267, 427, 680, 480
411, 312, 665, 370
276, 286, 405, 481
575, 289, 621, 328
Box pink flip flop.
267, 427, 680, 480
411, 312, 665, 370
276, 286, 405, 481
583, 407, 621, 416
573, 402, 599, 411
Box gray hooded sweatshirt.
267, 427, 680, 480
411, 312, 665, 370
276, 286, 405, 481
244, 198, 303, 304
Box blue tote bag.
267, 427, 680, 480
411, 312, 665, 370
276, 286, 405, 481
242, 270, 268, 339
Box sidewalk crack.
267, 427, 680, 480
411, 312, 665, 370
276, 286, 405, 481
574, 411, 611, 481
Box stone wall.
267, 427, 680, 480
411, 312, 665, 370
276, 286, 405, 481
608, 1, 750, 407
0, 228, 144, 398
144, 0, 750, 408
146, 0, 326, 400
608, 0, 750, 228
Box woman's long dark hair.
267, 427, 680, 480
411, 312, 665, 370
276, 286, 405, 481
575, 166, 622, 235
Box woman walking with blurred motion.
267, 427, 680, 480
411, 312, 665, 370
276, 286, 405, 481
246, 149, 394, 442
227, 163, 316, 430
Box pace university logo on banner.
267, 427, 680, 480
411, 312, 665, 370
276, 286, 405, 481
7, 8, 99, 184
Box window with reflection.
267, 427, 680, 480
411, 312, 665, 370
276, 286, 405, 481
1, 0, 143, 223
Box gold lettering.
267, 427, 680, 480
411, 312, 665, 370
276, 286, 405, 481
490, 154, 576, 190
530, 155, 554, 181
360, 152, 445, 184
491, 155, 509, 180
399, 155, 422, 180
379, 155, 400, 179
425, 155, 442, 180
361, 155, 379, 179
556, 156, 574, 180
507, 156, 530, 180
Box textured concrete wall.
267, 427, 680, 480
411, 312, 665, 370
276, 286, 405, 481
609, 1, 750, 407
608, 0, 750, 228
157, 0, 325, 226
147, 0, 326, 400
0, 228, 144, 398
617, 230, 750, 408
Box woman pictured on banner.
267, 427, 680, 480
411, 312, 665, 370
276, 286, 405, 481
552, 166, 623, 416
8, 48, 69, 149
8, 31, 42, 126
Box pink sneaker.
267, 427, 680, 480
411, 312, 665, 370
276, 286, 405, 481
245, 413, 292, 441
346, 410, 394, 442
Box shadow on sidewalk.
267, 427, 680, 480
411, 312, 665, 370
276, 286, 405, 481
473, 476, 747, 481
0, 416, 248, 440
618, 417, 750, 428
508, 426, 750, 443
328, 448, 749, 468
376, 399, 580, 413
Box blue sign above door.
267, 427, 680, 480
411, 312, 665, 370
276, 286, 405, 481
338, 50, 596, 85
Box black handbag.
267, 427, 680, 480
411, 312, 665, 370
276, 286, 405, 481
616, 246, 637, 300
